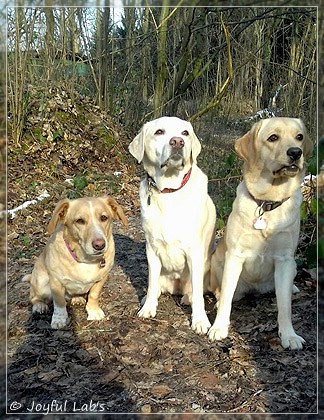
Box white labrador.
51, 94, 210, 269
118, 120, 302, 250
208, 117, 313, 349
129, 116, 216, 334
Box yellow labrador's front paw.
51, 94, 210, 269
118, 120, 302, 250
280, 333, 305, 350
86, 307, 105, 321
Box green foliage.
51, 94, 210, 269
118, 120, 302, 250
73, 175, 88, 190
33, 126, 46, 143
305, 243, 317, 269
20, 235, 31, 247
52, 129, 62, 141
66, 176, 89, 199
207, 151, 241, 230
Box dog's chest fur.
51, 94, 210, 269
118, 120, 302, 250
227, 182, 302, 283
139, 166, 211, 275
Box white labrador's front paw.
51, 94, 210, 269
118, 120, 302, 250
138, 300, 157, 318
191, 313, 211, 335
208, 323, 229, 341
51, 308, 69, 329
86, 307, 105, 321
280, 332, 305, 350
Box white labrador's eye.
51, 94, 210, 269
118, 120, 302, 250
181, 130, 189, 136
296, 133, 303, 141
154, 129, 164, 135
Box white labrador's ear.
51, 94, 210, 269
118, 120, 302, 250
129, 124, 147, 163
191, 131, 202, 163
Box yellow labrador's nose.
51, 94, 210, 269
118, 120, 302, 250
169, 137, 184, 149
287, 147, 302, 161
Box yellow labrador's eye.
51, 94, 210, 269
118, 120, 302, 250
181, 130, 189, 136
267, 134, 279, 142
296, 133, 303, 141
100, 215, 108, 222
75, 218, 86, 225
154, 129, 164, 135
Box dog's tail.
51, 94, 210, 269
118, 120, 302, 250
22, 274, 31, 283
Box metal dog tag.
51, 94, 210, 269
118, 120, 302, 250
253, 216, 267, 230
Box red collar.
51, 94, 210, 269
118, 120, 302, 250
65, 239, 78, 262
64, 240, 106, 268
147, 167, 192, 194
162, 168, 192, 193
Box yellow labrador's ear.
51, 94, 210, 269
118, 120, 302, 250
129, 123, 147, 163
298, 120, 314, 159
191, 131, 202, 163
235, 121, 261, 164
303, 132, 314, 159
46, 199, 70, 234
106, 197, 128, 228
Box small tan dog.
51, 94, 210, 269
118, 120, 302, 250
24, 196, 128, 329
208, 117, 313, 350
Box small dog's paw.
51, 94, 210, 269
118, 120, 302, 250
86, 307, 105, 321
208, 324, 229, 341
32, 302, 48, 314
280, 333, 305, 350
138, 301, 157, 318
181, 294, 192, 306
71, 296, 86, 306
51, 310, 69, 329
191, 314, 211, 335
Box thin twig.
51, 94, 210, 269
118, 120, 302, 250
208, 175, 242, 183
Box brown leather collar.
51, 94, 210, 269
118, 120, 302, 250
248, 191, 290, 212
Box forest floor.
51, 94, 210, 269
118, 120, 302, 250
4, 86, 319, 417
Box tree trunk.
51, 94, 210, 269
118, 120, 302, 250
153, 0, 170, 118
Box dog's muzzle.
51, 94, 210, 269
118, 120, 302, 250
161, 137, 185, 169
273, 147, 303, 177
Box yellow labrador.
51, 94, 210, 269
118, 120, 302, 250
24, 196, 128, 329
129, 116, 216, 334
209, 117, 313, 349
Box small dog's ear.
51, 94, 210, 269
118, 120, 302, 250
46, 199, 70, 234
235, 121, 261, 165
129, 123, 147, 163
105, 197, 128, 228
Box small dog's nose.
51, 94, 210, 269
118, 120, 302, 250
287, 147, 302, 161
169, 137, 184, 149
92, 239, 106, 251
